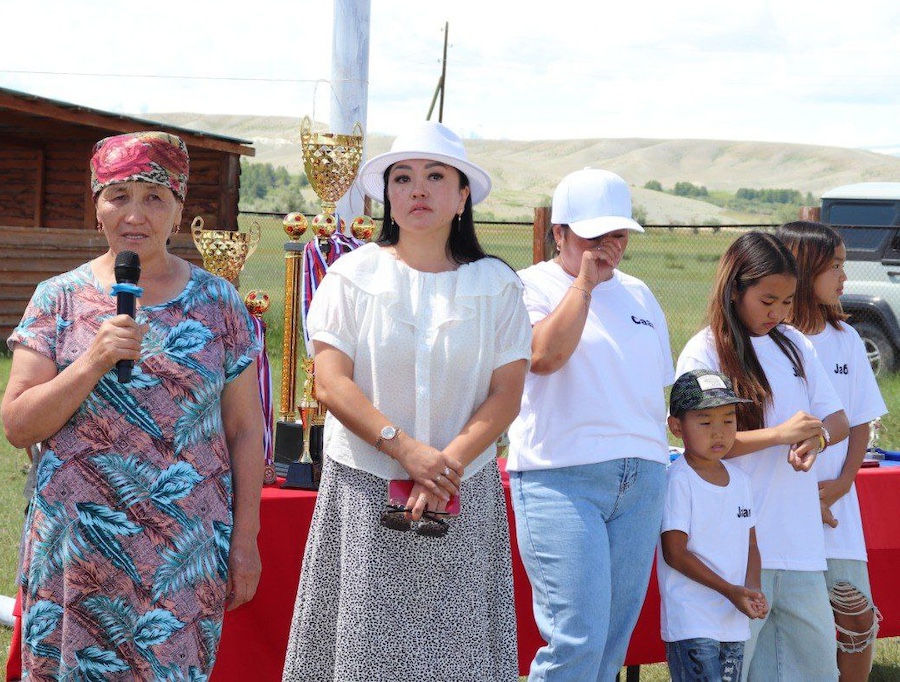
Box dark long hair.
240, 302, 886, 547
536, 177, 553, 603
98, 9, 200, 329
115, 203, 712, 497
776, 220, 848, 333
708, 231, 803, 430
375, 165, 490, 265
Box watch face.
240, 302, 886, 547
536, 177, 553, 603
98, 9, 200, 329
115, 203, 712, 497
381, 426, 397, 440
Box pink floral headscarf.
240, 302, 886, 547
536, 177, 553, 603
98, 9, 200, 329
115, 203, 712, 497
90, 131, 190, 201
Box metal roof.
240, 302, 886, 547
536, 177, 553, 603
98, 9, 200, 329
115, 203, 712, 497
821, 182, 900, 201
0, 86, 255, 156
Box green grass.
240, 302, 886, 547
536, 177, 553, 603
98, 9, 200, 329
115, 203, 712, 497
0, 354, 29, 663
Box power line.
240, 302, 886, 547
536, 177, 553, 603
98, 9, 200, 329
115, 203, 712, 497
0, 69, 352, 84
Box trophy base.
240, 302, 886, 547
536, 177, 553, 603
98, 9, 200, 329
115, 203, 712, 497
281, 461, 320, 490
274, 420, 304, 465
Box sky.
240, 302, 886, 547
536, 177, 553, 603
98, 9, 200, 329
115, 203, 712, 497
3, 0, 900, 151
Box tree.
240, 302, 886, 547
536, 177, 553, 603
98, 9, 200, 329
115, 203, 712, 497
672, 181, 708, 198
632, 204, 648, 225
239, 161, 311, 212
644, 180, 663, 192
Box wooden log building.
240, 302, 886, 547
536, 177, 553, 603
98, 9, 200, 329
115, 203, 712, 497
0, 86, 255, 340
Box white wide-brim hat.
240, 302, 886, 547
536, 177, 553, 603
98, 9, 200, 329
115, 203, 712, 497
359, 121, 492, 205
551, 167, 644, 238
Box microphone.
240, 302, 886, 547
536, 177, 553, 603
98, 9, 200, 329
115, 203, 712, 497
112, 251, 142, 383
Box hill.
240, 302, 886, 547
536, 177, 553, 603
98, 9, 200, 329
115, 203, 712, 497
146, 113, 900, 224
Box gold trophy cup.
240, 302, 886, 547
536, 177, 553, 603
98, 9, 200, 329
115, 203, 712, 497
191, 216, 261, 284
277, 118, 365, 488
300, 115, 364, 220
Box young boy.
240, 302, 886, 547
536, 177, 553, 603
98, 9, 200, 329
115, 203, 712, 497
658, 369, 769, 682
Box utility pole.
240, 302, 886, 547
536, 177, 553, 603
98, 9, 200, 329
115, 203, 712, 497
427, 22, 449, 122
331, 0, 371, 224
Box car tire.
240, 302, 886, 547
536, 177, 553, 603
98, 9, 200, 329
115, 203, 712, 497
853, 321, 896, 377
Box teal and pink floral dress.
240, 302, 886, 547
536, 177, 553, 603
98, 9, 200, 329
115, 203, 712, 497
8, 263, 261, 681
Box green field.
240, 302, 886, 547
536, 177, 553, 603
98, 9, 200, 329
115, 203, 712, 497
3, 220, 900, 675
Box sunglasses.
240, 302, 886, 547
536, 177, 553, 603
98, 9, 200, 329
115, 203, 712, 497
380, 503, 450, 538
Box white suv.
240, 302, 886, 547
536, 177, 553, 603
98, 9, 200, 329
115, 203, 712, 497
821, 182, 900, 375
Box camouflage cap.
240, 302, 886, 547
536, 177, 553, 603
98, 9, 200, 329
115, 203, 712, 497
669, 369, 752, 417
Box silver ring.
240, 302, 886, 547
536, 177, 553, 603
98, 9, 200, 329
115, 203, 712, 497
435, 474, 442, 483
443, 466, 451, 477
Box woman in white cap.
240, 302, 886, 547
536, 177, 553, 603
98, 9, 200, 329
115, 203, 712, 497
507, 168, 674, 680
281, 121, 531, 680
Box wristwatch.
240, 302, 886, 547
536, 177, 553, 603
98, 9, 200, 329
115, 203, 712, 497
375, 425, 401, 452
820, 426, 831, 453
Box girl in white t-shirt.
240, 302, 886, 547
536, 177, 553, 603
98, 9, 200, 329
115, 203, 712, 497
676, 231, 849, 681
777, 221, 887, 682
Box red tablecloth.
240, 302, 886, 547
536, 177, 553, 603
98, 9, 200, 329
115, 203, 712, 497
7, 463, 900, 680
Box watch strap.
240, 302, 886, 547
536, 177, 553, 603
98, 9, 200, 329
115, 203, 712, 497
375, 426, 401, 452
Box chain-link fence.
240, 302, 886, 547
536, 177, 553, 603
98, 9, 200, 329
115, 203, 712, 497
236, 212, 900, 427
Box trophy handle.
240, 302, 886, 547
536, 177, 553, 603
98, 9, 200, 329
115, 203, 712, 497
247, 221, 262, 259
300, 115, 312, 144
190, 216, 205, 238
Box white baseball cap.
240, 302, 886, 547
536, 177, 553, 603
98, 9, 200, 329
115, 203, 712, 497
359, 121, 492, 205
551, 167, 644, 238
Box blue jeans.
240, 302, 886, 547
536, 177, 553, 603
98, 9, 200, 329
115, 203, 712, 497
667, 639, 744, 682
510, 458, 665, 681
743, 569, 838, 681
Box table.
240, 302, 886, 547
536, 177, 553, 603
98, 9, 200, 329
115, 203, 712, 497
7, 462, 900, 680
210, 461, 900, 680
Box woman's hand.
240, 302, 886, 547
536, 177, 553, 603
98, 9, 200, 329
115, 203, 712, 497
578, 237, 626, 286
820, 499, 839, 529
389, 435, 463, 502
225, 534, 262, 611
85, 314, 147, 374
774, 411, 823, 446
819, 477, 852, 509
788, 435, 820, 471
404, 481, 450, 520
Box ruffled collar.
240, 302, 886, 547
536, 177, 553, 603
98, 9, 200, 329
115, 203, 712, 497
325, 243, 521, 328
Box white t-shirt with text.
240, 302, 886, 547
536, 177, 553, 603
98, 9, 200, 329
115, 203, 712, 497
677, 326, 843, 571
658, 457, 755, 643
508, 261, 674, 471
808, 322, 887, 561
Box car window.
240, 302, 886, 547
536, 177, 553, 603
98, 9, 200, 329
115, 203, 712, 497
826, 201, 900, 260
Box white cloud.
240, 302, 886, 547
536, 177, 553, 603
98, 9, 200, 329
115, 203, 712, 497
2, 0, 899, 148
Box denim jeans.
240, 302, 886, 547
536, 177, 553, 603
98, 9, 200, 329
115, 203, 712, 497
667, 639, 744, 682
742, 568, 838, 681
509, 458, 665, 681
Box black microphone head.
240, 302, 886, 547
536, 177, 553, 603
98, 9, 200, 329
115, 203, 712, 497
114, 251, 141, 284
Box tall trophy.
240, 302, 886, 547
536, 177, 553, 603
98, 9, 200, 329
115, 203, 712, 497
192, 218, 275, 482
274, 212, 309, 477
276, 117, 367, 489
245, 290, 277, 485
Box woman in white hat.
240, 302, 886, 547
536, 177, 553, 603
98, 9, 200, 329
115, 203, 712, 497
507, 168, 675, 680
282, 121, 531, 680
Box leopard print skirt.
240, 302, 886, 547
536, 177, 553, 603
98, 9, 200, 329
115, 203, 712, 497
281, 456, 519, 681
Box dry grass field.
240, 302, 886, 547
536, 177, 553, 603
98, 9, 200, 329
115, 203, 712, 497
149, 112, 900, 224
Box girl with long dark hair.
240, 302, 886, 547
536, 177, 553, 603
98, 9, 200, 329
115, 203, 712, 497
777, 221, 886, 681
677, 231, 849, 681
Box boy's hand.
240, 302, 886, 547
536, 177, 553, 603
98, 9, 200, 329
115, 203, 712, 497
819, 499, 839, 528
728, 585, 768, 619
747, 590, 769, 619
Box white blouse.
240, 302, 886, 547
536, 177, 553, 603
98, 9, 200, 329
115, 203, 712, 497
307, 243, 532, 481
